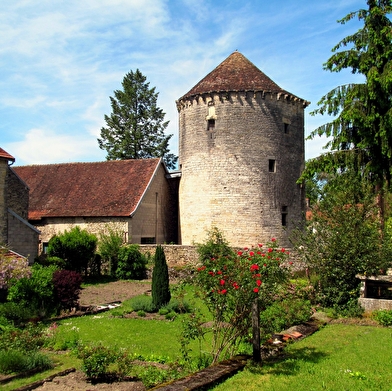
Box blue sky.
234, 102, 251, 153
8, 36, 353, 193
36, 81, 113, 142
1, 0, 366, 167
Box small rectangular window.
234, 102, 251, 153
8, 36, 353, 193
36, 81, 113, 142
42, 242, 49, 254
269, 159, 276, 172
284, 123, 289, 134
281, 206, 288, 226
207, 119, 215, 131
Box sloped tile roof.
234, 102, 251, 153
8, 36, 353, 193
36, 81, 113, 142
13, 159, 161, 220
0, 147, 15, 162
179, 51, 301, 101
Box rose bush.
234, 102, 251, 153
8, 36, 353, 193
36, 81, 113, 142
186, 233, 291, 364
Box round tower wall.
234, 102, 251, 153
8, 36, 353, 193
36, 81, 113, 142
178, 91, 305, 247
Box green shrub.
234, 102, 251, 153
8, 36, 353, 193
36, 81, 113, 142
196, 226, 234, 262
130, 295, 156, 313
7, 264, 58, 319
137, 310, 146, 317
260, 298, 313, 338
152, 245, 171, 309
116, 244, 147, 280
137, 365, 175, 389
0, 349, 53, 374
165, 311, 176, 320
47, 226, 97, 275
97, 223, 125, 276
78, 344, 118, 379
162, 298, 192, 314
0, 322, 47, 352
0, 302, 34, 325
372, 309, 392, 326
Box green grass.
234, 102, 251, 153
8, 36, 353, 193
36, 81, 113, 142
211, 324, 392, 391
1, 352, 79, 391
59, 316, 188, 358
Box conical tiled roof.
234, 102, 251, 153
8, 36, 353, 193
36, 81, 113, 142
0, 147, 15, 162
179, 51, 297, 101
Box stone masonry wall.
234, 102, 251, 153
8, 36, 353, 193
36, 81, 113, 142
7, 211, 39, 262
8, 168, 29, 220
178, 91, 305, 248
140, 244, 199, 267
0, 160, 7, 244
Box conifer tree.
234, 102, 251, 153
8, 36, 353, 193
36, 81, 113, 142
151, 245, 171, 309
97, 69, 178, 169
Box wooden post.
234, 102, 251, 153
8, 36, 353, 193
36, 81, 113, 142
252, 298, 261, 363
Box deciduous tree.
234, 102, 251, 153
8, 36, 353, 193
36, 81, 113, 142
300, 0, 392, 225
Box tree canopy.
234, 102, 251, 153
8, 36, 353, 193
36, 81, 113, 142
98, 69, 178, 170
300, 0, 392, 207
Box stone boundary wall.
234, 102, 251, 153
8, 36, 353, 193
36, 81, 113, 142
139, 244, 299, 270
359, 298, 392, 312
139, 245, 200, 268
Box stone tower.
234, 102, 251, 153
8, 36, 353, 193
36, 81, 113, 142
177, 51, 309, 247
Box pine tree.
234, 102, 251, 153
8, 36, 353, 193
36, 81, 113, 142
151, 245, 171, 309
97, 69, 178, 169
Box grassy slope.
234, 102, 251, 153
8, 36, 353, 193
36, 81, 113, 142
211, 323, 392, 391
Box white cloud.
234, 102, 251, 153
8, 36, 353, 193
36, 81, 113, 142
9, 128, 106, 165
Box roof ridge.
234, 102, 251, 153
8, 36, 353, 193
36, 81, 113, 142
178, 51, 299, 101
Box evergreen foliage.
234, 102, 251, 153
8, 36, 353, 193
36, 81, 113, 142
97, 69, 178, 169
151, 245, 171, 309
47, 226, 97, 275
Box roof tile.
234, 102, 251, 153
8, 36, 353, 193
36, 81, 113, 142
13, 159, 161, 219
179, 51, 292, 100
0, 147, 15, 162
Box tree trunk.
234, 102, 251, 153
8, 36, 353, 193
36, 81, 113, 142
252, 298, 261, 363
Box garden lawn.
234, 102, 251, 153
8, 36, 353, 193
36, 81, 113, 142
211, 323, 392, 391
57, 315, 189, 359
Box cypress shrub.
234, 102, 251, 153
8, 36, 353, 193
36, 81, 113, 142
151, 245, 171, 309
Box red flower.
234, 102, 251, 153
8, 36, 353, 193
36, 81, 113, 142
217, 270, 222, 275
281, 248, 286, 253
220, 279, 225, 286
268, 248, 273, 253
253, 287, 259, 293
256, 279, 262, 286
220, 289, 227, 294
271, 238, 276, 242
244, 247, 249, 251
249, 251, 255, 256
257, 251, 262, 255
263, 263, 267, 267
258, 243, 263, 248
250, 264, 259, 271
254, 273, 261, 277
237, 251, 243, 256
233, 282, 239, 289
208, 271, 214, 276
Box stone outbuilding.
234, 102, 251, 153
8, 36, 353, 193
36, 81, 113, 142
0, 147, 40, 261
177, 51, 309, 247
13, 158, 179, 253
